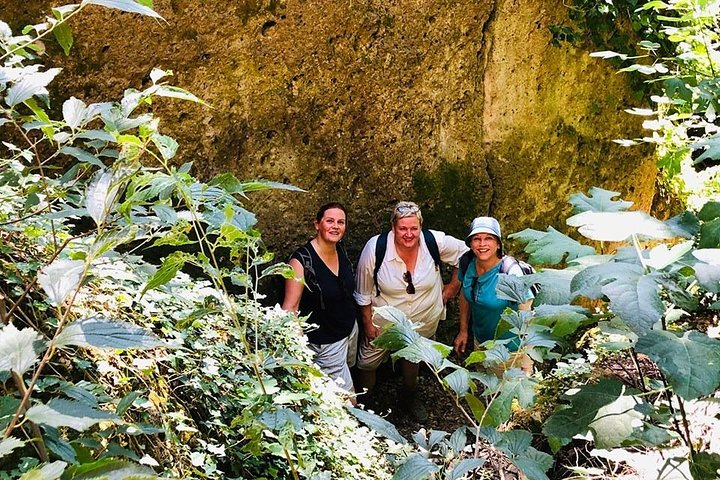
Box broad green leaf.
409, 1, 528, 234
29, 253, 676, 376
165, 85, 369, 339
52, 22, 73, 56
511, 448, 553, 480
81, 0, 164, 19
690, 452, 720, 480
0, 436, 25, 458
694, 262, 720, 293
531, 268, 578, 305
151, 133, 178, 160
590, 394, 644, 448
140, 252, 185, 296
448, 458, 485, 480
533, 304, 590, 337
496, 274, 534, 304
442, 368, 471, 397
645, 241, 693, 270
347, 407, 407, 444
0, 396, 21, 430
0, 324, 43, 375
116, 391, 141, 416
392, 453, 439, 480
699, 218, 720, 248
665, 211, 700, 238
151, 204, 178, 224
62, 97, 87, 129
19, 461, 66, 480
692, 135, 720, 164
568, 187, 633, 213
390, 338, 447, 369
147, 85, 204, 104
60, 146, 104, 167
62, 459, 158, 480
37, 258, 85, 306
543, 379, 628, 440
636, 330, 720, 400
698, 201, 720, 222
54, 317, 165, 350
259, 407, 304, 431
5, 68, 62, 107
373, 307, 421, 351
25, 399, 119, 431
447, 427, 467, 454
43, 426, 77, 462
484, 374, 535, 427
259, 263, 296, 280
567, 211, 676, 241
86, 169, 122, 226
509, 227, 595, 265
496, 429, 531, 455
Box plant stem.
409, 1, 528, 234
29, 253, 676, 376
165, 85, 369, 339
10, 371, 49, 462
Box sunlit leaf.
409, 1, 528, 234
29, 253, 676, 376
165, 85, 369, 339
484, 374, 535, 427
86, 169, 120, 226
392, 453, 439, 480
347, 407, 407, 444
81, 0, 164, 19
645, 241, 693, 270
448, 458, 485, 480
509, 227, 595, 265
62, 97, 87, 129
5, 68, 61, 107
140, 252, 186, 297
52, 22, 73, 56
37, 259, 85, 306
443, 368, 471, 397
533, 304, 590, 337
568, 187, 633, 213
636, 330, 720, 400
567, 211, 677, 241
62, 458, 157, 479
19, 461, 66, 480
55, 317, 165, 350
0, 437, 25, 458
26, 399, 119, 431
151, 133, 178, 160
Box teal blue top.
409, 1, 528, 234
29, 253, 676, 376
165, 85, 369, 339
458, 258, 521, 350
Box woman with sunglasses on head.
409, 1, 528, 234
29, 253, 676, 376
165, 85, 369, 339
453, 216, 534, 374
283, 202, 358, 398
353, 201, 467, 421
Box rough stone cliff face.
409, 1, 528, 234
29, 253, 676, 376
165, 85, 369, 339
3, 0, 655, 258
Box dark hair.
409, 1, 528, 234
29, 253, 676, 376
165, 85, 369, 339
315, 202, 347, 222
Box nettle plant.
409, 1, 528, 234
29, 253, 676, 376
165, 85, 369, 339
369, 187, 720, 480
1, 3, 393, 480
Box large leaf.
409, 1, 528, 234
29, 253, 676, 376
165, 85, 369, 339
533, 304, 590, 337
0, 324, 44, 374
391, 453, 439, 480
26, 399, 119, 431
484, 374, 535, 427
531, 268, 578, 305
690, 452, 720, 480
448, 458, 485, 480
19, 461, 66, 480
86, 169, 120, 226
62, 97, 87, 129
62, 458, 158, 480
54, 317, 165, 350
443, 368, 472, 397
511, 448, 553, 480
692, 249, 720, 293
390, 338, 447, 370
496, 274, 535, 304
37, 259, 85, 306
645, 241, 694, 270
636, 330, 720, 400
567, 211, 677, 241
568, 187, 633, 213
347, 407, 407, 444
699, 218, 720, 248
698, 201, 720, 222
81, 0, 164, 19
590, 394, 644, 448
509, 227, 596, 265
140, 252, 186, 297
571, 262, 664, 334
372, 306, 421, 350
5, 68, 62, 107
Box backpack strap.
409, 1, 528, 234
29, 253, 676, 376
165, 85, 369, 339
373, 232, 389, 296
295, 245, 325, 309
421, 229, 441, 271
458, 250, 475, 279
499, 255, 519, 275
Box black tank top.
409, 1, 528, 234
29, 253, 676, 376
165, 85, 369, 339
290, 242, 356, 344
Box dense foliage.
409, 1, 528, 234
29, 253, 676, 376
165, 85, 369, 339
0, 2, 392, 479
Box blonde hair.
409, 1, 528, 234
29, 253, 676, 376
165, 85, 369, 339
390, 201, 423, 225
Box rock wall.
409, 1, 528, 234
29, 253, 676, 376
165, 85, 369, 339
2, 0, 655, 259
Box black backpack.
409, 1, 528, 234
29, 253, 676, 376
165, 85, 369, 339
294, 241, 353, 309
458, 251, 540, 296
372, 229, 441, 296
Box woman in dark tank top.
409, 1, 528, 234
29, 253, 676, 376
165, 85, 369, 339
282, 203, 358, 398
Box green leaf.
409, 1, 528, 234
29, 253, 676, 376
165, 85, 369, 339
116, 391, 141, 416
62, 459, 158, 480
0, 396, 21, 430
86, 169, 120, 225
392, 453, 439, 480
699, 218, 720, 248
25, 399, 119, 432
448, 458, 485, 480
666, 211, 700, 238
443, 368, 471, 397
37, 259, 85, 306
5, 68, 62, 107
509, 227, 595, 265
692, 134, 720, 164
690, 452, 720, 480
52, 22, 73, 56
484, 374, 535, 427
496, 274, 535, 304
347, 407, 407, 444
464, 393, 486, 424
390, 338, 447, 370
645, 241, 694, 270
590, 394, 644, 448
62, 97, 87, 129
511, 448, 553, 480
42, 426, 77, 462
19, 461, 66, 480
636, 330, 720, 400
140, 252, 185, 296
151, 133, 178, 160
531, 268, 578, 305
0, 436, 25, 459
568, 187, 633, 213
496, 429, 531, 455
81, 0, 164, 19
567, 211, 677, 242
0, 323, 44, 375
698, 201, 720, 222
147, 85, 204, 104
533, 305, 590, 337
54, 317, 165, 350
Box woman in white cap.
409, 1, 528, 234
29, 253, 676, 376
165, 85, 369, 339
453, 216, 533, 373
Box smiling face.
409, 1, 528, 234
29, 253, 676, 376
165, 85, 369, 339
469, 233, 500, 262
392, 215, 421, 250
315, 207, 346, 244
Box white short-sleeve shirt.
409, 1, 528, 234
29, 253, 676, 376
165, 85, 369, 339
354, 229, 468, 337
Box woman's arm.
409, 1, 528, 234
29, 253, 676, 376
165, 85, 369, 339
281, 257, 305, 313
453, 292, 471, 354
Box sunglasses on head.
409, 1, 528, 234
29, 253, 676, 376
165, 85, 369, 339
403, 271, 416, 294
395, 205, 419, 215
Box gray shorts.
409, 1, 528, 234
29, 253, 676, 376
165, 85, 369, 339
308, 323, 358, 391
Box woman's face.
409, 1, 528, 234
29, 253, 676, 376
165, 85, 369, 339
315, 208, 346, 243
470, 233, 500, 261
392, 215, 421, 250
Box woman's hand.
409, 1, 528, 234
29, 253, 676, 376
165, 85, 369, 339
453, 331, 468, 354
362, 321, 380, 346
